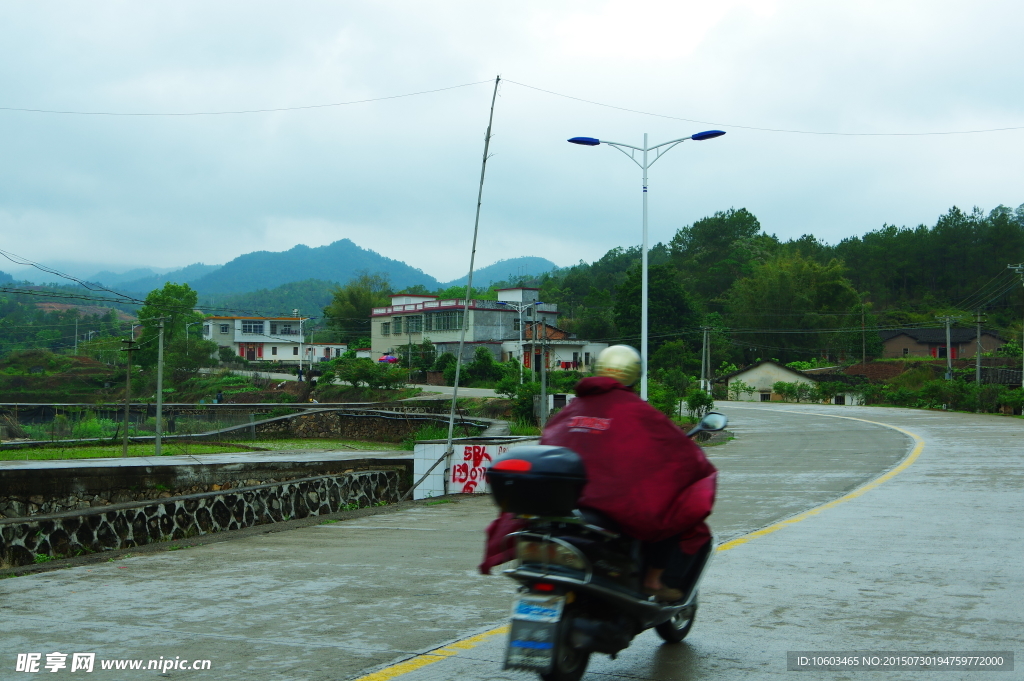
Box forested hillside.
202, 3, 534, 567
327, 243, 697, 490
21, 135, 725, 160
526, 205, 1024, 373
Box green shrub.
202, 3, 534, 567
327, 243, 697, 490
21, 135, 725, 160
685, 390, 714, 420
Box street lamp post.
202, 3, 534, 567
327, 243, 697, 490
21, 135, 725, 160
497, 300, 543, 384
185, 320, 203, 356
568, 130, 725, 400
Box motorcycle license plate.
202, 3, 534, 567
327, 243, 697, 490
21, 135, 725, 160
504, 594, 564, 672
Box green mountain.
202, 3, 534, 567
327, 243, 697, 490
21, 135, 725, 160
187, 239, 438, 295
441, 256, 559, 288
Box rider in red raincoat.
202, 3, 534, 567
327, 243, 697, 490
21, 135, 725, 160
482, 345, 717, 600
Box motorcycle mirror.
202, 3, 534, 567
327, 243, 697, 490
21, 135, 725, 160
699, 412, 728, 432
686, 411, 728, 438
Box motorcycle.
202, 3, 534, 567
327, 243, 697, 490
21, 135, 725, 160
486, 412, 728, 681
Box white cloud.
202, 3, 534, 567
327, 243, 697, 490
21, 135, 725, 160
0, 0, 1022, 284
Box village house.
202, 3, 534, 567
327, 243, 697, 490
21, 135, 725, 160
203, 315, 347, 364
721, 360, 864, 405
370, 287, 607, 372
879, 327, 1004, 359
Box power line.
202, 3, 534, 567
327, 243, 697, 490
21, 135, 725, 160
504, 79, 1024, 137
0, 80, 493, 117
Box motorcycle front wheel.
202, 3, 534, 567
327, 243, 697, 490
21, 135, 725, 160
655, 596, 698, 644
540, 609, 591, 681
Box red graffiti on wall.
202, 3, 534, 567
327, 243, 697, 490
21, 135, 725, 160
451, 445, 494, 493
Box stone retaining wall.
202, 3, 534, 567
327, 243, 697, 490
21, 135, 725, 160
0, 470, 400, 567
253, 409, 484, 442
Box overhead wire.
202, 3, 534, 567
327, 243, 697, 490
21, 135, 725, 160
502, 79, 1024, 137
0, 80, 493, 117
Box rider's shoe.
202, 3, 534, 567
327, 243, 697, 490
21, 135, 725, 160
642, 586, 683, 602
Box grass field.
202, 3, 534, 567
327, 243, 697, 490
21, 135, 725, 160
0, 437, 404, 461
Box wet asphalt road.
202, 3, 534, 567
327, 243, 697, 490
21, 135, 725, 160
1, 403, 1019, 680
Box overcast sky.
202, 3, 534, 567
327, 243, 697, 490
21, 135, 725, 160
2, 1, 1023, 283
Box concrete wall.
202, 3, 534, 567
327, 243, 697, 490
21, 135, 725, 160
0, 456, 410, 518
413, 437, 539, 499
0, 470, 401, 567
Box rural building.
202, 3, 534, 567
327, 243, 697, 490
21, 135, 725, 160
879, 327, 1004, 359
721, 360, 863, 405
370, 287, 607, 373
203, 315, 346, 364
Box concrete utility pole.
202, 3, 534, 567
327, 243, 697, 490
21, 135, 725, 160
155, 320, 165, 457
119, 336, 139, 457
862, 306, 866, 369
936, 315, 957, 380
539, 324, 548, 428
1010, 264, 1024, 385
74, 317, 78, 354
699, 326, 712, 393
975, 309, 984, 387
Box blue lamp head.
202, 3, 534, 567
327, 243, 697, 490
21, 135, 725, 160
568, 137, 600, 146
691, 130, 726, 141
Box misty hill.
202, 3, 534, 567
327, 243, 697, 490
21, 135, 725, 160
0, 270, 13, 284
442, 256, 559, 288
201, 279, 338, 319
186, 239, 438, 295
108, 263, 222, 292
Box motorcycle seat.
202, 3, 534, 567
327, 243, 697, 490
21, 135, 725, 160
577, 507, 622, 533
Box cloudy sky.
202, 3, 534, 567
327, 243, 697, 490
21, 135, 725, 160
1, 1, 1022, 282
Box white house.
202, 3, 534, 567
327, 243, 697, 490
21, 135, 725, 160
204, 315, 346, 365
721, 360, 863, 405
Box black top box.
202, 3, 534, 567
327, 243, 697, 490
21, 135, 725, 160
487, 445, 587, 517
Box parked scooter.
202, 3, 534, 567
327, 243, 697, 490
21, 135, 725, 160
486, 412, 727, 681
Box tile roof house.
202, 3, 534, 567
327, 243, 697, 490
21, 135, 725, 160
878, 327, 1004, 359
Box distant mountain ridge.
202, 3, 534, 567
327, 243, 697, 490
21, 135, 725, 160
90, 239, 558, 298
441, 256, 559, 288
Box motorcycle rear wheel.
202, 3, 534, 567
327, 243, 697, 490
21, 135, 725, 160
655, 597, 698, 644
540, 610, 591, 681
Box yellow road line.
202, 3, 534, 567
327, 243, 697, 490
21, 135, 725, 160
351, 626, 508, 681
352, 409, 924, 680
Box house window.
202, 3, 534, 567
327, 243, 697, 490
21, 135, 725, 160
381, 322, 391, 336
513, 318, 521, 331
269, 322, 278, 334
280, 324, 295, 335
202, 325, 210, 336
241, 321, 264, 334
271, 346, 278, 355
219, 324, 229, 334
834, 394, 846, 405
903, 348, 909, 356
293, 347, 298, 355
760, 393, 771, 402
407, 315, 423, 333
584, 352, 591, 366
428, 310, 463, 331
393, 318, 403, 335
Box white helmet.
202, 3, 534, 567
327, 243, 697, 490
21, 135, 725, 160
595, 345, 642, 387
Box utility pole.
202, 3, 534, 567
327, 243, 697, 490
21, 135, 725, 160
699, 326, 711, 393
155, 320, 165, 457
74, 317, 78, 355
119, 336, 139, 457
1010, 264, 1024, 386
539, 324, 548, 428
936, 315, 957, 380
975, 309, 984, 387
861, 305, 866, 369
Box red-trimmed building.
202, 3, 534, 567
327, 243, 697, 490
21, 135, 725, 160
203, 315, 347, 364
370, 288, 607, 371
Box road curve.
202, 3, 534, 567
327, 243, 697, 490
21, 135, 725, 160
348, 403, 1024, 681
2, 404, 1019, 680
